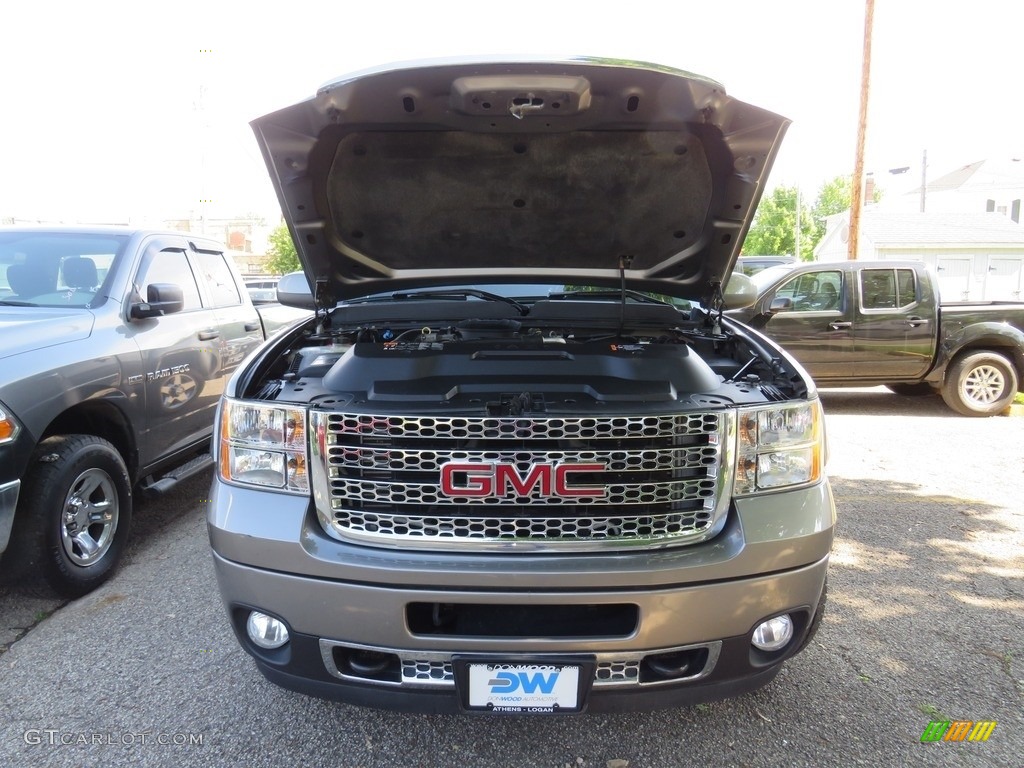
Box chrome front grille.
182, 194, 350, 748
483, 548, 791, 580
330, 476, 716, 506
326, 413, 719, 440
332, 508, 716, 542
331, 446, 719, 473
309, 411, 735, 552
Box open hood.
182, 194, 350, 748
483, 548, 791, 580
252, 57, 789, 303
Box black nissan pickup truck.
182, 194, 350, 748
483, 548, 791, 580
730, 259, 1024, 416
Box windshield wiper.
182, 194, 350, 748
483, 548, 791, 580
551, 289, 673, 306
354, 289, 529, 316
0, 300, 36, 306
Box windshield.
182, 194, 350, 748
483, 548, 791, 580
346, 283, 694, 310
0, 231, 128, 308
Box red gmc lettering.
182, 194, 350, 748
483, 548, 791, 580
439, 463, 493, 497
440, 462, 605, 498
496, 464, 551, 496
554, 463, 605, 497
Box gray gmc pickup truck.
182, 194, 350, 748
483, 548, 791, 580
0, 227, 306, 596
208, 58, 836, 713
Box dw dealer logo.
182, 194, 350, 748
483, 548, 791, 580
488, 670, 560, 695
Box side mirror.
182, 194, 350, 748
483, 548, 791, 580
721, 271, 757, 310
131, 283, 184, 318
768, 296, 794, 314
276, 271, 315, 309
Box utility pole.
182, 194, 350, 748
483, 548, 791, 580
848, 0, 875, 260
196, 48, 213, 235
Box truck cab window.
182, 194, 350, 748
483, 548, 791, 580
861, 269, 916, 310
193, 250, 241, 308
897, 269, 917, 306
134, 248, 202, 310
775, 270, 842, 311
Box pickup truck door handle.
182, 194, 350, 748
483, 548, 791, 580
243, 322, 260, 332
905, 317, 929, 327
829, 321, 852, 330
197, 329, 220, 341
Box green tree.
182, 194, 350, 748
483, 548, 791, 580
264, 222, 300, 275
809, 175, 883, 247
810, 176, 853, 245
743, 185, 816, 261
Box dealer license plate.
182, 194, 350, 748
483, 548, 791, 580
465, 662, 582, 713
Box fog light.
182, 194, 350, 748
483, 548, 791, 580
246, 611, 290, 649
752, 614, 793, 652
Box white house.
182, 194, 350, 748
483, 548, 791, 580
877, 157, 1024, 219
814, 209, 1024, 301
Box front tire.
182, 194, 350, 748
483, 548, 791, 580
5, 435, 132, 597
941, 351, 1019, 417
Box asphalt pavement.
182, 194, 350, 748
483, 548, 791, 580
1, 387, 1021, 767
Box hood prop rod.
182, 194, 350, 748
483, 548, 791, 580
314, 277, 334, 335
617, 254, 633, 340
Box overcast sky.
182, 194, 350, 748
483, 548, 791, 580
3, 0, 1022, 224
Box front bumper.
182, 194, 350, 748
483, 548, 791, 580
208, 480, 834, 712
0, 479, 21, 553
212, 551, 828, 713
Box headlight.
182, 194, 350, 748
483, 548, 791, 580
0, 404, 21, 445
219, 400, 308, 493
734, 400, 824, 495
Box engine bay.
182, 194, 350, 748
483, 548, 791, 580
241, 294, 809, 414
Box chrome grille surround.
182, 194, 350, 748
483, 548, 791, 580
309, 410, 736, 552
319, 639, 722, 689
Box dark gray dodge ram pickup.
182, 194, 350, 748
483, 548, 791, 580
208, 58, 836, 713
0, 227, 305, 596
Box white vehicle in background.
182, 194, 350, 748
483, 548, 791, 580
244, 277, 281, 304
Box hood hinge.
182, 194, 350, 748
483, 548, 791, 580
314, 277, 336, 333
705, 279, 725, 336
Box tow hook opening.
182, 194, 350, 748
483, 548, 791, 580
333, 647, 402, 684
640, 647, 710, 683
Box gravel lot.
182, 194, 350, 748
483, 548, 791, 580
0, 387, 1021, 767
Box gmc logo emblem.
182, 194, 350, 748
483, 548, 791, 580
439, 462, 606, 499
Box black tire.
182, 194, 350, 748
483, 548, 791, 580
885, 382, 939, 397
5, 435, 132, 597
941, 351, 1019, 417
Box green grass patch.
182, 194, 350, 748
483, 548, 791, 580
918, 703, 949, 721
